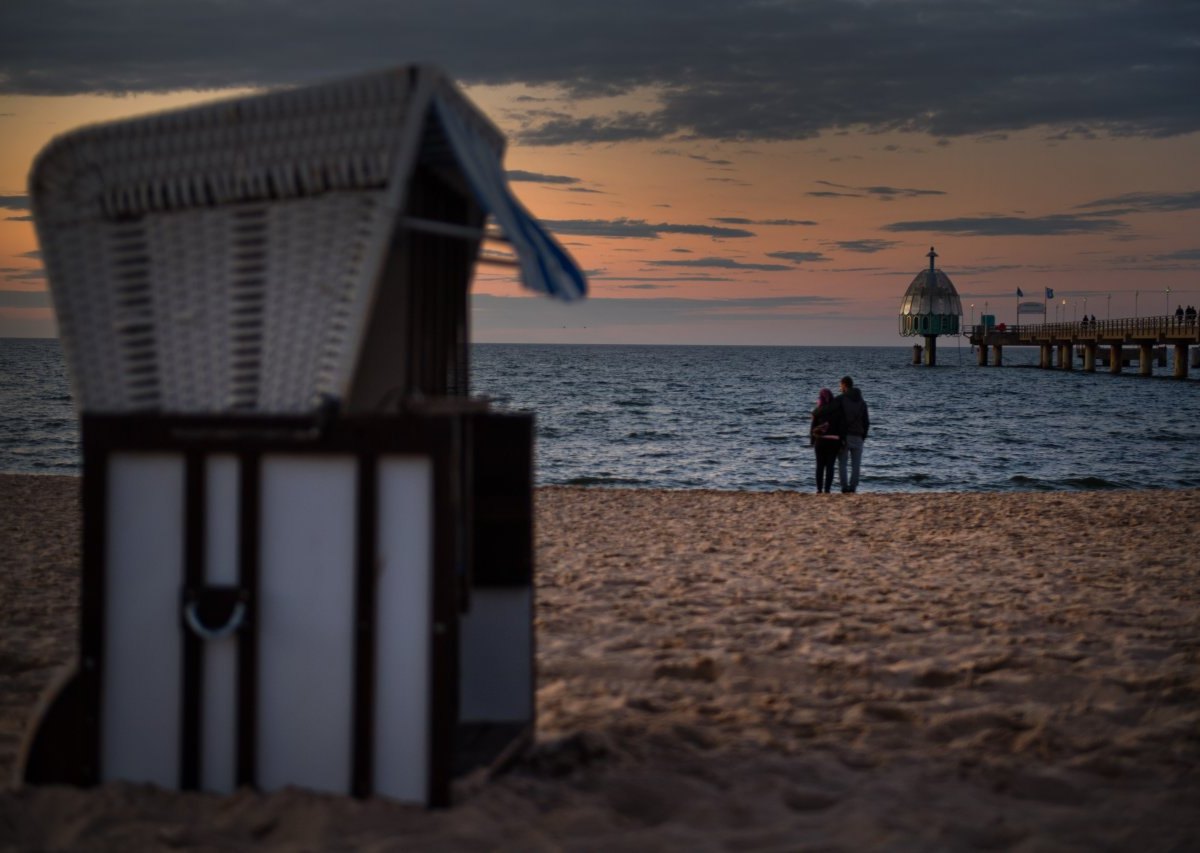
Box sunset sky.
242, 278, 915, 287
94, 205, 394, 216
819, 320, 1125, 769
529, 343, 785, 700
1, 0, 1197, 344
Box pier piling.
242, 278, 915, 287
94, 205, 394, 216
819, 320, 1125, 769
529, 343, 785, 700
1083, 343, 1096, 373
1139, 344, 1153, 377
966, 316, 1196, 380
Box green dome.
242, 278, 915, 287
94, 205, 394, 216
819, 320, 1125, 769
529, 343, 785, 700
899, 247, 962, 337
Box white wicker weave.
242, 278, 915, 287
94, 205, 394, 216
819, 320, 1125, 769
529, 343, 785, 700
30, 66, 581, 415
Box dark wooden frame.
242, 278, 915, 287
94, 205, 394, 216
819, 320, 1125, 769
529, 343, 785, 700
30, 409, 533, 807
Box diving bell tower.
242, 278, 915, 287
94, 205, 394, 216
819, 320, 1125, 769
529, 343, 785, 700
899, 247, 963, 366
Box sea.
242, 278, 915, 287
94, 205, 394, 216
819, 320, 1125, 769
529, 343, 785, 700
3, 337, 1199, 492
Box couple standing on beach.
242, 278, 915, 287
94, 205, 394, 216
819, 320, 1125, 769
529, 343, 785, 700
809, 376, 870, 494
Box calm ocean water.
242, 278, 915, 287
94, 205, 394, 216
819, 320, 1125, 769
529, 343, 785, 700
3, 338, 1199, 491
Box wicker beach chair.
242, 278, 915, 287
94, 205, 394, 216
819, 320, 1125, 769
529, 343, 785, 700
22, 66, 582, 806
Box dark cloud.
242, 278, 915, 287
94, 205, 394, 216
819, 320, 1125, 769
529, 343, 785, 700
1075, 190, 1200, 213
506, 170, 581, 185
1157, 248, 1200, 261
1, 1, 1194, 143
592, 274, 735, 283
4, 216, 33, 222
518, 113, 668, 145
882, 215, 1126, 236
542, 218, 755, 239
19, 250, 42, 260
712, 217, 818, 226
952, 263, 1039, 275
812, 180, 946, 201
825, 239, 898, 254
0, 288, 50, 307
1103, 247, 1200, 270
766, 251, 831, 264
0, 267, 46, 282
0, 195, 31, 210
646, 256, 793, 272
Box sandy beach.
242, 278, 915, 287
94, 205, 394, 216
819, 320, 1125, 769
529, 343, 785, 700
2, 473, 1198, 850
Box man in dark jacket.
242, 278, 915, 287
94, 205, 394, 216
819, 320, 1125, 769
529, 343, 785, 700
835, 376, 869, 493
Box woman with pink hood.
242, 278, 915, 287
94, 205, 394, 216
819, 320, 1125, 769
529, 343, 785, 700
810, 388, 845, 493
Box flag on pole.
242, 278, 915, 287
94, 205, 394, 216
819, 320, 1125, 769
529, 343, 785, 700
1017, 287, 1024, 297
1045, 287, 1054, 299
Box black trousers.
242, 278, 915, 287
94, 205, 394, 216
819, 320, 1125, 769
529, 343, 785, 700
814, 440, 840, 492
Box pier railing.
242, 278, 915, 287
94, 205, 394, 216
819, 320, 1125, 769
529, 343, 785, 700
960, 314, 1199, 377
965, 315, 1200, 344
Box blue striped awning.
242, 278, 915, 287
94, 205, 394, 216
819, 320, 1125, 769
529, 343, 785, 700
433, 96, 587, 302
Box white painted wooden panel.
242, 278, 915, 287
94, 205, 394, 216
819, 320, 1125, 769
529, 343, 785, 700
257, 455, 356, 794
102, 452, 184, 786
373, 455, 433, 802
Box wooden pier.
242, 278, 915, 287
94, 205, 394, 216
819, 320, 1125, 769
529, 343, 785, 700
965, 315, 1200, 378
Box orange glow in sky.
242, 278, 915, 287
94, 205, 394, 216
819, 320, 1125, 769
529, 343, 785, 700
2, 82, 1198, 344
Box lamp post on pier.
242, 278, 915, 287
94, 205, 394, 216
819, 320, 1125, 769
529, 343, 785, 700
1166, 286, 1172, 319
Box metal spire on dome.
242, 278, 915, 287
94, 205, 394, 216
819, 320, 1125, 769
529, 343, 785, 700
927, 246, 938, 273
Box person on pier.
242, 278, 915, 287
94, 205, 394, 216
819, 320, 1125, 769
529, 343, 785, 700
810, 388, 844, 494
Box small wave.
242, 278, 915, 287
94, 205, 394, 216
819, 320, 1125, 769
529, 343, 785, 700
624, 430, 673, 440
561, 475, 648, 486
1060, 476, 1125, 490
1006, 475, 1056, 491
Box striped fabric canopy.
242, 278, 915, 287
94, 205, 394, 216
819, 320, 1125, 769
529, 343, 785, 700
433, 94, 586, 302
